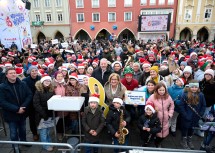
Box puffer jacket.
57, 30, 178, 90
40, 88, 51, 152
168, 84, 184, 112
82, 106, 105, 142
33, 81, 54, 126
147, 94, 174, 138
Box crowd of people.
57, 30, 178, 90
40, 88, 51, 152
0, 39, 215, 153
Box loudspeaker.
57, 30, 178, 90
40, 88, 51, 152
25, 1, 31, 10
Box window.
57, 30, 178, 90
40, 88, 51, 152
184, 9, 192, 20
57, 13, 63, 21
124, 0, 132, 7
92, 0, 99, 8
35, 14, 41, 21
56, 0, 62, 7
76, 0, 84, 8
149, 0, 156, 5
159, 0, 165, 5
168, 0, 174, 5
77, 13, 84, 22
46, 13, 52, 22
205, 9, 212, 18
92, 13, 100, 22
124, 12, 132, 21
108, 12, 116, 22
140, 0, 147, 5
108, 0, 116, 7
34, 0, 39, 7
45, 0, 51, 7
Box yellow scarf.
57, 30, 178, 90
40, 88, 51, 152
151, 76, 159, 84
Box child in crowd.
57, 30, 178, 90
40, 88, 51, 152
82, 94, 105, 153
147, 83, 174, 147
33, 76, 54, 151
168, 77, 186, 136
106, 98, 131, 153
179, 80, 206, 150
138, 102, 162, 147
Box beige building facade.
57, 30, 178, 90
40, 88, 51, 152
29, 0, 70, 43
175, 0, 215, 42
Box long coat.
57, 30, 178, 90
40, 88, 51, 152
91, 66, 112, 86
0, 78, 32, 122
82, 106, 105, 142
179, 92, 206, 128
147, 94, 174, 138
33, 81, 55, 126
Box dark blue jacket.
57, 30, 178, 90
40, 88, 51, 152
168, 84, 184, 112
179, 92, 206, 128
0, 78, 32, 122
22, 75, 41, 95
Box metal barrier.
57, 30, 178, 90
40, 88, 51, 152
74, 143, 206, 153
0, 141, 74, 153
0, 141, 206, 153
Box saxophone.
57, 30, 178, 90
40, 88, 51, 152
118, 109, 129, 144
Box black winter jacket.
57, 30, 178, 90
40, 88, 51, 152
106, 104, 131, 138
91, 66, 112, 86
0, 78, 32, 122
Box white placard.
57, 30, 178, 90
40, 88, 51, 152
78, 75, 86, 84
31, 44, 37, 49
52, 39, 59, 44
125, 91, 145, 105
61, 42, 68, 48
60, 49, 64, 53
65, 50, 74, 54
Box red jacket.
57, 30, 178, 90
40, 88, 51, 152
121, 78, 139, 91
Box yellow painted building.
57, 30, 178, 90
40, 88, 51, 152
175, 0, 215, 41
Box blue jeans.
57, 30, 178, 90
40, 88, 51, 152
8, 120, 26, 148
85, 141, 99, 153
113, 136, 128, 153
203, 132, 215, 146
38, 127, 52, 150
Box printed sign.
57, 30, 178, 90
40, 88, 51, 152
61, 42, 68, 48
0, 0, 32, 50
51, 39, 59, 44
31, 44, 37, 49
125, 91, 145, 105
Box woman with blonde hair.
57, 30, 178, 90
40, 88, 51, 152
104, 73, 127, 105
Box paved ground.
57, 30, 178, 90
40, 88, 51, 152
0, 118, 214, 153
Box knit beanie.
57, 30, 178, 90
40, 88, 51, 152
204, 69, 214, 78
180, 61, 187, 66
27, 65, 38, 74
183, 66, 192, 74
150, 66, 159, 74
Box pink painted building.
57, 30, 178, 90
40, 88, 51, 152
69, 0, 178, 41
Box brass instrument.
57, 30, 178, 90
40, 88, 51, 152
124, 55, 133, 68
118, 109, 129, 144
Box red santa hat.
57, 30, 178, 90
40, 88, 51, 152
89, 93, 100, 103
162, 59, 168, 64
31, 61, 38, 67
145, 102, 155, 113
59, 66, 68, 71
190, 52, 197, 58
70, 63, 77, 69
1, 56, 7, 60
92, 60, 99, 66
139, 58, 145, 64
48, 62, 54, 68
111, 61, 122, 68
45, 57, 55, 64
78, 63, 85, 69
69, 72, 78, 81
7, 52, 16, 57
177, 77, 186, 86
0, 64, 4, 68
206, 56, 213, 63
15, 63, 23, 68
5, 62, 12, 67
40, 75, 52, 83
38, 69, 45, 76
142, 61, 151, 68
77, 55, 84, 62
15, 67, 24, 75
113, 98, 123, 105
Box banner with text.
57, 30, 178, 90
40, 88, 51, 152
125, 91, 146, 105
0, 0, 32, 50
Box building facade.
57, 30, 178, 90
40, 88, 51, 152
29, 0, 70, 43
175, 0, 215, 41
69, 0, 178, 41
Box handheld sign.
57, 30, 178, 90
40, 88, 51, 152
88, 77, 109, 117
125, 91, 145, 105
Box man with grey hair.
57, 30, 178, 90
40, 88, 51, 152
91, 58, 112, 86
